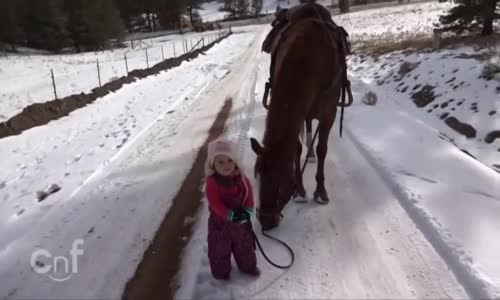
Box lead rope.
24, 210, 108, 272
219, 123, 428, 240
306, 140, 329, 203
252, 228, 295, 269
251, 122, 319, 270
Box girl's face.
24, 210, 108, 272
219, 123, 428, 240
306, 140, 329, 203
213, 154, 236, 176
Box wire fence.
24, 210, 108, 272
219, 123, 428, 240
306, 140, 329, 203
45, 29, 230, 99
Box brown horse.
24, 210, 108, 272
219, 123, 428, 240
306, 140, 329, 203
250, 6, 350, 230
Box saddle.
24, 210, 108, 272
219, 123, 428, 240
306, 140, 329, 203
261, 1, 352, 110
262, 2, 351, 56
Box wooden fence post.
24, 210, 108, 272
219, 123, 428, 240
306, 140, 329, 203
97, 59, 101, 87
51, 69, 58, 100
124, 53, 129, 75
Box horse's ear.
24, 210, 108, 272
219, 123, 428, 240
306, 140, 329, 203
250, 138, 263, 155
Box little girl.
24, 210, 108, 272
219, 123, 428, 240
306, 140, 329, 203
204, 138, 260, 280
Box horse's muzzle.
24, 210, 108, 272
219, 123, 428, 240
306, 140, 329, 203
258, 211, 282, 231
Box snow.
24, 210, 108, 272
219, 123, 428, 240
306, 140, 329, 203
333, 1, 454, 46
349, 47, 500, 172
344, 78, 500, 298
0, 28, 259, 299
261, 0, 333, 14
176, 44, 469, 299
177, 2, 500, 299
200, 1, 231, 22
198, 0, 333, 21
346, 41, 500, 296
0, 29, 227, 121
1, 0, 500, 299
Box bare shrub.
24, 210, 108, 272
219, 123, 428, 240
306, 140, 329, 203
362, 91, 378, 105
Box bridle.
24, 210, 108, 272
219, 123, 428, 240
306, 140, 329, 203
256, 120, 320, 222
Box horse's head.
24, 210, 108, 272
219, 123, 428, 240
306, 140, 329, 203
250, 138, 296, 230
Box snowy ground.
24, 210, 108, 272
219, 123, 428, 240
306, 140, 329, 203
175, 50, 469, 299
349, 47, 500, 172
345, 86, 500, 298
0, 28, 261, 299
0, 1, 450, 122
200, 1, 231, 22
199, 0, 333, 21
333, 1, 454, 47
1, 1, 499, 299
175, 26, 499, 300
0, 29, 227, 121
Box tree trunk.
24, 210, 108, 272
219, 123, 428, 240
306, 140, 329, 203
189, 6, 194, 25
147, 13, 152, 32
480, 0, 496, 36
481, 17, 493, 35
339, 0, 350, 12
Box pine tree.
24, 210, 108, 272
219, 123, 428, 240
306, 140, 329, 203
65, 0, 125, 51
0, 0, 24, 50
235, 0, 249, 16
114, 0, 138, 33
97, 0, 125, 45
64, 0, 86, 52
438, 0, 500, 36
157, 0, 185, 29
339, 0, 350, 13
23, 0, 69, 52
141, 0, 159, 32
223, 0, 237, 15
186, 0, 203, 25
251, 0, 264, 16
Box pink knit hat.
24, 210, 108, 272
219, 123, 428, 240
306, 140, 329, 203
205, 138, 242, 176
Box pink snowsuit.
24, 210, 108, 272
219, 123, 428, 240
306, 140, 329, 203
205, 171, 259, 279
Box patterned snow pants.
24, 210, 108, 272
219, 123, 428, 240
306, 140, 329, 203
207, 213, 258, 279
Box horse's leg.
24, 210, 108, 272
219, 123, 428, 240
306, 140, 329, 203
305, 119, 317, 163
293, 140, 308, 202
313, 119, 334, 204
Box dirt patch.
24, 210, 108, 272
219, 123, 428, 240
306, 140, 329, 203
355, 34, 433, 55
122, 98, 233, 300
397, 61, 419, 80
461, 148, 477, 160
0, 33, 232, 140
479, 62, 500, 80
445, 116, 477, 138
355, 32, 500, 56
485, 130, 500, 144
438, 132, 455, 144
411, 85, 436, 108
445, 77, 456, 84
455, 53, 491, 61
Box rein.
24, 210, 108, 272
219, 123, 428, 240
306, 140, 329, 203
253, 229, 295, 269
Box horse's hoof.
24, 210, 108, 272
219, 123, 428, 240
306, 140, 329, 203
292, 193, 308, 203
313, 191, 329, 205
306, 155, 317, 163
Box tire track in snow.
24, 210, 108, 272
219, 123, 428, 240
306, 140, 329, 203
69, 81, 212, 199
177, 29, 268, 300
